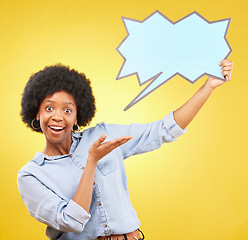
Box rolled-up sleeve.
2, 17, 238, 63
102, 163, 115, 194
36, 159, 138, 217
162, 111, 186, 139
17, 171, 90, 233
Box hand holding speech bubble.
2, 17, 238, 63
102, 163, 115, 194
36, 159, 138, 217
116, 11, 232, 110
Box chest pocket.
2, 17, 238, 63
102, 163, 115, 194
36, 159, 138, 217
96, 150, 117, 176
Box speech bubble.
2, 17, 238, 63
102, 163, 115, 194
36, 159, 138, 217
116, 11, 232, 110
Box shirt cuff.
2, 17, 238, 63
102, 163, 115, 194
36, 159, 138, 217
162, 111, 186, 138
64, 200, 91, 226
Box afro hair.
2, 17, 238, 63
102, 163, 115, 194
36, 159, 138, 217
21, 64, 96, 133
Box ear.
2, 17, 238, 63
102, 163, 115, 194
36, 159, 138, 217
74, 118, 78, 126
36, 112, 40, 121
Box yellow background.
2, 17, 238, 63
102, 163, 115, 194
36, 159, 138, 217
0, 0, 247, 239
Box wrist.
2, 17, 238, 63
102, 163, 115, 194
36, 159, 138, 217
86, 157, 98, 168
203, 80, 216, 93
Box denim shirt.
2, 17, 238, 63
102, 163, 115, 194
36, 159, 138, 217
17, 112, 186, 240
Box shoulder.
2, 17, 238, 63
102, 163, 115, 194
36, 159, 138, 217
76, 122, 111, 140
18, 152, 45, 176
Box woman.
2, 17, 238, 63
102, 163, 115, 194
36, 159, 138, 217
17, 60, 233, 240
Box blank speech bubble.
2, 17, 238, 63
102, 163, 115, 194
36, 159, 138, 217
116, 11, 232, 111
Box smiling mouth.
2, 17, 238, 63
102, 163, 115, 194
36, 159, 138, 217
48, 126, 65, 133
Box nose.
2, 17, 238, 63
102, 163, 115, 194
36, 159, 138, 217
51, 110, 63, 122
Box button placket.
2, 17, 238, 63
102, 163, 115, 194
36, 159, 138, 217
70, 154, 86, 169
94, 184, 111, 236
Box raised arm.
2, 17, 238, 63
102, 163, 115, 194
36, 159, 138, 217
173, 59, 233, 129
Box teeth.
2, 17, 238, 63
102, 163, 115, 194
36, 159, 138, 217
50, 126, 64, 130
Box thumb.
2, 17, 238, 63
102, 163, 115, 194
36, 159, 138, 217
94, 134, 107, 147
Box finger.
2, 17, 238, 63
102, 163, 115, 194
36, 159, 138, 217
110, 136, 133, 146
102, 136, 133, 150
219, 60, 225, 65
219, 59, 230, 65
222, 70, 232, 77
93, 134, 107, 147
109, 140, 128, 151
221, 66, 232, 71
116, 136, 133, 146
219, 59, 233, 66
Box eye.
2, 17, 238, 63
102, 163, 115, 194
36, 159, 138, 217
64, 108, 72, 114
46, 106, 53, 111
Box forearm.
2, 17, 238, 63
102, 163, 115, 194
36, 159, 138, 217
72, 159, 97, 213
173, 81, 215, 129
71, 134, 134, 213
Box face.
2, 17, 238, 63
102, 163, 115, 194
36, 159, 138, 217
37, 90, 77, 148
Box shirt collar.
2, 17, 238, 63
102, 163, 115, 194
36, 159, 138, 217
33, 131, 82, 166
33, 152, 71, 166
71, 131, 82, 140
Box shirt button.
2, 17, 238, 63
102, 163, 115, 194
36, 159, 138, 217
82, 166, 85, 170
69, 154, 73, 157
98, 202, 102, 206
104, 224, 107, 228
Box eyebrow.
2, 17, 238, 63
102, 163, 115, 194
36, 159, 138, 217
65, 101, 75, 107
44, 100, 75, 107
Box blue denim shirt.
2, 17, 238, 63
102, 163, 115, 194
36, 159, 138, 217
17, 112, 186, 240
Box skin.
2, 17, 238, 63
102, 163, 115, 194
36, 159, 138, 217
173, 59, 233, 129
36, 59, 233, 234
36, 90, 78, 156
72, 134, 133, 214
36, 90, 133, 214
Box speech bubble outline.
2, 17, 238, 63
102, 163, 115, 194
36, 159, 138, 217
116, 10, 232, 111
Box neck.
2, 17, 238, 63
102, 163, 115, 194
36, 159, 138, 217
43, 139, 72, 156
